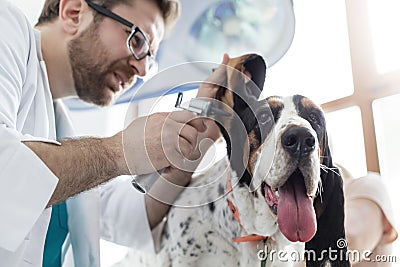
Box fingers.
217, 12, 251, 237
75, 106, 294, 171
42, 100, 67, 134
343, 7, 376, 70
176, 122, 198, 154
168, 111, 206, 155
208, 53, 230, 83
160, 111, 202, 167
169, 110, 206, 132
169, 111, 220, 152
197, 53, 230, 99
164, 111, 222, 171
123, 110, 220, 175
201, 120, 220, 142
178, 121, 218, 158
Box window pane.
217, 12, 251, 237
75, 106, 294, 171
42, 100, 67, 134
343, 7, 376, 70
373, 94, 400, 253
324, 106, 367, 178
265, 0, 354, 104
368, 0, 400, 74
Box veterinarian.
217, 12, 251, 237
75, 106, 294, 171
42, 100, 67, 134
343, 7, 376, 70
0, 0, 226, 266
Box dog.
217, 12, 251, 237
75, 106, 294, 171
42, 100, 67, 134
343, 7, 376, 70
115, 54, 350, 267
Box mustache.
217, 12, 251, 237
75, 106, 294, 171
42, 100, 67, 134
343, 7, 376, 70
111, 63, 136, 85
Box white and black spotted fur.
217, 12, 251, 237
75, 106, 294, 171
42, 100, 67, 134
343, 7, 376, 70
115, 54, 349, 267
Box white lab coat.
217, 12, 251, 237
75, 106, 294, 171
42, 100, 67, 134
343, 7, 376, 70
0, 1, 156, 266
0, 1, 59, 266
53, 102, 156, 267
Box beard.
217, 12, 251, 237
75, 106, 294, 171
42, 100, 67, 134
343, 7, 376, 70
68, 23, 135, 106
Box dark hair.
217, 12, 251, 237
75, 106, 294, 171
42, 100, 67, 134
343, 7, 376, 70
36, 0, 180, 32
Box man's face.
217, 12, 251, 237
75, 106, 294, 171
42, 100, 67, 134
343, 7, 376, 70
68, 0, 165, 106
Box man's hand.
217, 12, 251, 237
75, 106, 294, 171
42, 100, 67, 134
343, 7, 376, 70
196, 54, 230, 99
145, 119, 221, 228
121, 110, 207, 175
162, 119, 221, 183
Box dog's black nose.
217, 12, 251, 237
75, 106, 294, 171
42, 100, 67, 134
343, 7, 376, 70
281, 126, 315, 156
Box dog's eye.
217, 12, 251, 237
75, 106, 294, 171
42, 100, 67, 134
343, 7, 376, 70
309, 112, 320, 125
258, 112, 272, 125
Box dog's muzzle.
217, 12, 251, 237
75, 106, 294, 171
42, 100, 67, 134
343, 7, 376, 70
281, 126, 315, 157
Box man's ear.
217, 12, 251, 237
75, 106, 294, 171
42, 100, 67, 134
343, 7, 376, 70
59, 0, 87, 35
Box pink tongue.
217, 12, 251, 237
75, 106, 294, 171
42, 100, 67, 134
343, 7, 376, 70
277, 175, 317, 242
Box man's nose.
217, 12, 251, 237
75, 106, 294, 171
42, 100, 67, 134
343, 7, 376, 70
128, 56, 149, 77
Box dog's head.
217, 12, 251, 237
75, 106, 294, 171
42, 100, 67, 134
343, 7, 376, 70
213, 54, 349, 266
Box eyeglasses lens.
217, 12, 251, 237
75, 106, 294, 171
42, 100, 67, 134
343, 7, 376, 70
128, 30, 150, 60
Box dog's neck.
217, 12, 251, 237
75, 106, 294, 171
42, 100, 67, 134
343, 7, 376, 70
228, 172, 280, 239
222, 160, 297, 265
193, 156, 291, 246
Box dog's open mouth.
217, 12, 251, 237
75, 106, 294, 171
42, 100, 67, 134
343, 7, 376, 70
261, 169, 317, 242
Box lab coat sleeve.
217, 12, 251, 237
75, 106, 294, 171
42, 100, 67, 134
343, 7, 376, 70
0, 2, 59, 252
0, 128, 59, 253
99, 176, 156, 253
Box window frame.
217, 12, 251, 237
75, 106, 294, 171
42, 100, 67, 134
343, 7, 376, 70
322, 0, 400, 173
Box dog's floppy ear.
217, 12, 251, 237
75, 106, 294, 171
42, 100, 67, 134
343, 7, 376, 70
215, 54, 266, 116
305, 133, 350, 267
213, 54, 266, 179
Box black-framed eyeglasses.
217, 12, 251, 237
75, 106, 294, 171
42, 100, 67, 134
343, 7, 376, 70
85, 0, 153, 61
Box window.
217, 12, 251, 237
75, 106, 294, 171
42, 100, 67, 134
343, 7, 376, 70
266, 0, 354, 104
325, 106, 367, 178
368, 0, 400, 74
373, 95, 400, 254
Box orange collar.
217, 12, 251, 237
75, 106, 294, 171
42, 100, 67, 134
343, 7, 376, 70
226, 170, 269, 243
